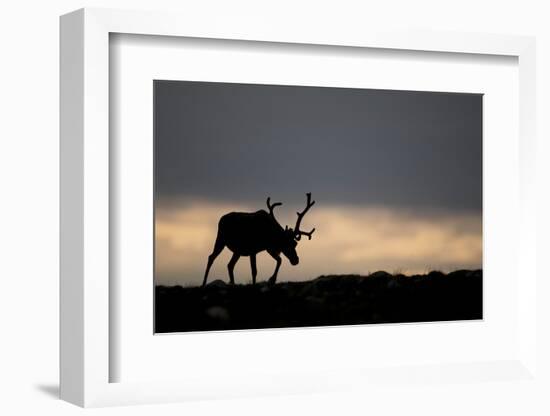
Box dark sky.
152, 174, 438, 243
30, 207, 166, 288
154, 80, 482, 213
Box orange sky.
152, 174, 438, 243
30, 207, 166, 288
155, 199, 482, 286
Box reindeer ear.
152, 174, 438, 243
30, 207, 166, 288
285, 225, 288, 231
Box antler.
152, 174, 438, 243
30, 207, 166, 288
294, 193, 316, 241
266, 197, 282, 220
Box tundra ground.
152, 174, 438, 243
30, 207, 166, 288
155, 270, 482, 333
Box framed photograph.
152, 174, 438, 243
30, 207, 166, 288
60, 8, 538, 408
153, 80, 483, 334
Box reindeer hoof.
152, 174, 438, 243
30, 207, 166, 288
267, 277, 277, 285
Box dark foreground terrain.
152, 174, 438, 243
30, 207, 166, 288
155, 270, 482, 333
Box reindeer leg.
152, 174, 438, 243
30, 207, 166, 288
202, 237, 225, 287
250, 254, 257, 285
227, 252, 240, 285
267, 250, 282, 285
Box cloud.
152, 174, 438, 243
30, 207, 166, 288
155, 199, 482, 286
155, 81, 482, 212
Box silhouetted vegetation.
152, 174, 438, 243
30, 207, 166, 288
155, 270, 482, 333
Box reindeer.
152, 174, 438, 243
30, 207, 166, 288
202, 193, 316, 286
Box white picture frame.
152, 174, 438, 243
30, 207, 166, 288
60, 7, 538, 408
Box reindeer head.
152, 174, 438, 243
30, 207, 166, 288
266, 193, 316, 266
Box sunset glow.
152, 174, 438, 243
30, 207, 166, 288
155, 199, 482, 286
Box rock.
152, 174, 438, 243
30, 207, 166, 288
205, 306, 230, 321
387, 278, 401, 289
305, 295, 324, 305
369, 271, 392, 279
260, 284, 271, 293
207, 279, 227, 288
466, 270, 482, 278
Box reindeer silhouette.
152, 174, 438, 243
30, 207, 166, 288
202, 193, 316, 286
